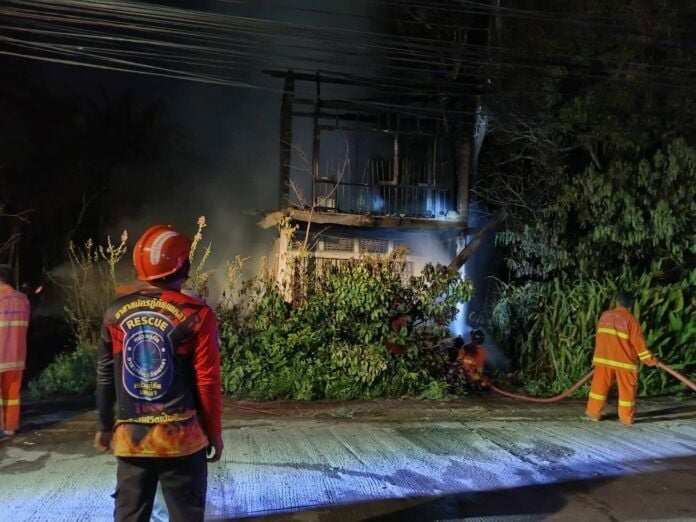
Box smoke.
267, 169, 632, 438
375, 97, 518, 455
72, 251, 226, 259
114, 155, 277, 304
452, 199, 511, 371
102, 0, 386, 304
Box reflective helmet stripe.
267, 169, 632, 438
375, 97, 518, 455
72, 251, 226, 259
150, 231, 179, 265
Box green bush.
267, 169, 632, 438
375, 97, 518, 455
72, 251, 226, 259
219, 253, 473, 400
493, 140, 696, 281
28, 344, 96, 399
419, 379, 450, 400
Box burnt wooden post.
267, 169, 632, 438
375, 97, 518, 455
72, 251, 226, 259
392, 115, 400, 185
457, 138, 471, 224
312, 75, 321, 206
448, 209, 505, 272
429, 136, 437, 216
279, 75, 295, 208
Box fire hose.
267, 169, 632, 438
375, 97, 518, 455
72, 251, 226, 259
231, 364, 696, 412
489, 369, 596, 403
232, 404, 283, 416
657, 361, 696, 393
490, 362, 696, 402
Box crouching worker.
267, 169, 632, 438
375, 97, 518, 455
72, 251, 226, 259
94, 225, 223, 522
457, 329, 490, 391
444, 337, 464, 385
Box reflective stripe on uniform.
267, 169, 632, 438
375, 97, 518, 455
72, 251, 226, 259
0, 320, 29, 327
618, 399, 635, 407
589, 392, 606, 401
0, 398, 20, 406
593, 357, 638, 371
638, 351, 652, 360
597, 327, 629, 340
0, 361, 24, 371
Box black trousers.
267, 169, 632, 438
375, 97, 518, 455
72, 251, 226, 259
114, 449, 207, 522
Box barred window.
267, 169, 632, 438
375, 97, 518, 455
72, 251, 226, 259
359, 238, 388, 254
323, 237, 353, 252
316, 257, 352, 273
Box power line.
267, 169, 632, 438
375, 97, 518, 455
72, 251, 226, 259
1, 0, 695, 108
3, 8, 693, 83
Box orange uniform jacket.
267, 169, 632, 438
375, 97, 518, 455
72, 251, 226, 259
593, 306, 654, 371
0, 283, 30, 372
457, 344, 487, 376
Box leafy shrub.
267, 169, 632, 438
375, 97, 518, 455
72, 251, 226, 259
28, 344, 96, 399
419, 379, 450, 400
492, 140, 696, 281
219, 251, 473, 400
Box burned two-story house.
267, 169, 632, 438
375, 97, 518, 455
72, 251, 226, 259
259, 70, 490, 301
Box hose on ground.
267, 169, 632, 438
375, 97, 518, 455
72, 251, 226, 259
232, 404, 283, 416
489, 362, 696, 402
489, 370, 595, 403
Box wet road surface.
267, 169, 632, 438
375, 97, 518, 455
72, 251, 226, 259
1, 397, 695, 521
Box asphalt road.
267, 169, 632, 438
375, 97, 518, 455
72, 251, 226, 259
1, 397, 695, 521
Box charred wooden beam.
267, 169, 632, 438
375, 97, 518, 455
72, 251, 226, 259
392, 129, 399, 185
259, 209, 472, 232
457, 141, 471, 224
312, 75, 321, 201
279, 75, 295, 208
263, 69, 482, 98
448, 209, 505, 272
292, 97, 452, 121
292, 110, 441, 135
317, 125, 440, 137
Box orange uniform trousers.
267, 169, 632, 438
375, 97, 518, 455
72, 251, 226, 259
0, 369, 23, 432
585, 365, 637, 425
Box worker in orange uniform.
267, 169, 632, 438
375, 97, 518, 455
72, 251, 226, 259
457, 329, 489, 391
94, 225, 223, 522
0, 264, 31, 437
586, 292, 658, 426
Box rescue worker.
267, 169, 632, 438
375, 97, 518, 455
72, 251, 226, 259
457, 329, 489, 391
94, 225, 223, 521
445, 336, 465, 385
0, 264, 30, 437
586, 291, 658, 426
114, 284, 171, 522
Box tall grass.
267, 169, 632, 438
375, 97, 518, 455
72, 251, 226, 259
492, 265, 695, 395
634, 268, 696, 394
59, 232, 128, 348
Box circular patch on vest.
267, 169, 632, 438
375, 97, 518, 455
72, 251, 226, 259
121, 312, 174, 401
